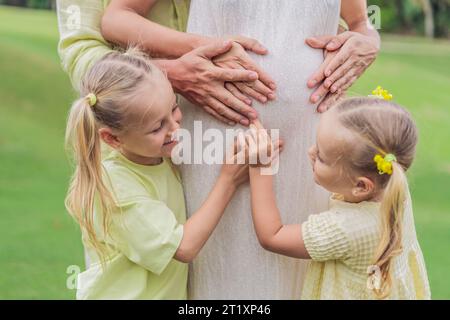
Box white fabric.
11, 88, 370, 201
180, 0, 341, 299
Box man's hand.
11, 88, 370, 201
214, 41, 276, 104
165, 41, 261, 126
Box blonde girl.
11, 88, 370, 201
65, 48, 248, 300
247, 97, 430, 299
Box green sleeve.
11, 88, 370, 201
56, 0, 190, 91
56, 0, 113, 91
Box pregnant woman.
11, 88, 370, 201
57, 0, 379, 299
180, 0, 379, 299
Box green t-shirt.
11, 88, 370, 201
77, 151, 187, 300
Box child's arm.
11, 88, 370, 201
101, 0, 211, 59
249, 168, 310, 259
246, 122, 311, 259
174, 146, 248, 263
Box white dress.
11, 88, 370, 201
179, 0, 341, 299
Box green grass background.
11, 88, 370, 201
0, 6, 449, 299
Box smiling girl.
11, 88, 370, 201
65, 48, 248, 299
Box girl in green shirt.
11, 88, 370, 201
65, 47, 249, 299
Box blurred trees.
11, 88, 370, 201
0, 0, 55, 9
369, 0, 448, 38
0, 0, 447, 38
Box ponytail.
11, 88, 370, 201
65, 97, 115, 265
371, 161, 408, 299
64, 48, 165, 265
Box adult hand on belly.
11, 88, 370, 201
171, 41, 262, 126
306, 31, 380, 112
214, 38, 277, 105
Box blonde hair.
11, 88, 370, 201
65, 48, 160, 264
334, 97, 418, 299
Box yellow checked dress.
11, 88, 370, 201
301, 194, 431, 300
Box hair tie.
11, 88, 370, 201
86, 93, 97, 107
374, 153, 397, 175
369, 86, 393, 101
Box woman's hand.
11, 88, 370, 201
213, 41, 277, 104
306, 31, 380, 112
165, 41, 261, 126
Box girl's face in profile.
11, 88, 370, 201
308, 109, 355, 197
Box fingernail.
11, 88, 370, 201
228, 121, 236, 126
246, 99, 252, 105
325, 70, 331, 77
240, 119, 250, 126
309, 80, 317, 87
268, 93, 276, 100
331, 86, 337, 93
261, 96, 267, 103
312, 95, 321, 103
327, 41, 336, 49
325, 80, 331, 88
249, 72, 258, 80
248, 113, 257, 120
270, 83, 277, 90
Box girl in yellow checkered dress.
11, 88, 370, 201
247, 96, 430, 299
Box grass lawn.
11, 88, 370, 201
0, 5, 449, 299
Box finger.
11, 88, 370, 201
273, 139, 284, 152
213, 67, 258, 82
330, 70, 358, 94
324, 49, 352, 78
310, 83, 330, 104
215, 89, 258, 120
307, 51, 335, 88
201, 40, 233, 59
241, 62, 276, 90
232, 35, 268, 55
316, 91, 345, 113
245, 132, 258, 166
250, 79, 276, 100
305, 35, 335, 49
203, 105, 236, 125
225, 82, 252, 105
325, 32, 355, 51
207, 97, 250, 126
339, 74, 359, 92
323, 58, 354, 92
251, 119, 265, 130
231, 133, 244, 155
235, 82, 268, 103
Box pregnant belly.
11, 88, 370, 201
248, 46, 325, 128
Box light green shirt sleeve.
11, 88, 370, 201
56, 0, 113, 91
109, 198, 184, 275
56, 0, 190, 90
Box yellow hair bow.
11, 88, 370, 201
371, 86, 393, 101
374, 153, 397, 175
